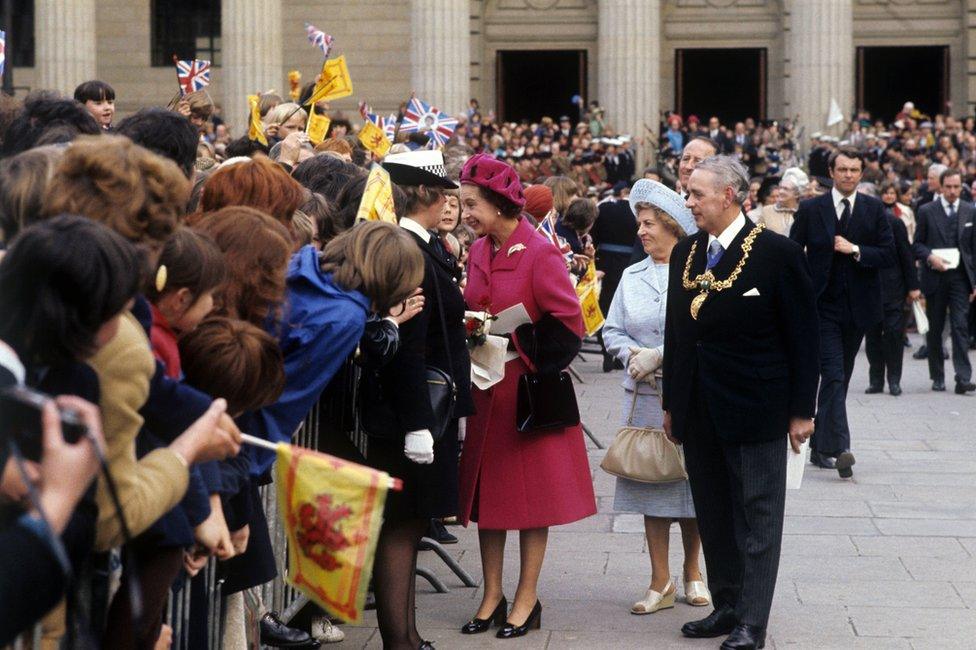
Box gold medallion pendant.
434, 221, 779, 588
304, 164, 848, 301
682, 224, 764, 321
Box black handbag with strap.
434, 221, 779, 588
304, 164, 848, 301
358, 246, 457, 442
513, 314, 580, 433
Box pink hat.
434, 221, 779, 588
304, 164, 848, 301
460, 153, 526, 209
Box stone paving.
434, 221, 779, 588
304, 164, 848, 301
339, 333, 976, 649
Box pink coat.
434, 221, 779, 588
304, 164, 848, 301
458, 218, 597, 530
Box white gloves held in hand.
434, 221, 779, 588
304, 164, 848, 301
404, 430, 435, 464
628, 347, 663, 382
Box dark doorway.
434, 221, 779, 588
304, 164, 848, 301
497, 50, 586, 123
857, 46, 948, 122
676, 49, 766, 124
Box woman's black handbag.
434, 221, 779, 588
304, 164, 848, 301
516, 371, 580, 432
358, 248, 457, 442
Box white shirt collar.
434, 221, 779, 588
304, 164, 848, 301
831, 187, 856, 215
399, 217, 432, 243
941, 196, 959, 213
707, 212, 747, 251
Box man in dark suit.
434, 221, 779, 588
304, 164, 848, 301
912, 168, 976, 394
592, 183, 638, 370
663, 156, 819, 650
864, 209, 920, 395
790, 147, 894, 478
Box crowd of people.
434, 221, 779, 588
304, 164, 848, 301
1, 75, 974, 650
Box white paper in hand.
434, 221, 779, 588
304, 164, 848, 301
912, 300, 929, 336
932, 248, 961, 270
492, 303, 531, 335
786, 437, 809, 490
470, 334, 508, 390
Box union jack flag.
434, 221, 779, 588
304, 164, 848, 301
359, 100, 396, 139
305, 23, 334, 58
537, 211, 573, 261
0, 31, 5, 79
399, 96, 458, 148
174, 58, 211, 95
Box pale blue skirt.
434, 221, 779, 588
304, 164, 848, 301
611, 389, 696, 519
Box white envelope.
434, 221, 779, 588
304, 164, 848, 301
786, 438, 809, 490
932, 248, 960, 270
743, 287, 761, 297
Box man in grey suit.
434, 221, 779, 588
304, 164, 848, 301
912, 168, 976, 394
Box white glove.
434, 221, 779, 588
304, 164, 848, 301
404, 430, 434, 464
628, 347, 663, 382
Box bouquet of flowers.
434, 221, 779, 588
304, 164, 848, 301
464, 310, 496, 350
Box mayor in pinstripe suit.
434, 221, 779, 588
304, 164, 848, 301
662, 156, 820, 650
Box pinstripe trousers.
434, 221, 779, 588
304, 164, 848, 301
681, 387, 787, 629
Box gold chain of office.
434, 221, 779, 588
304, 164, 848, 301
681, 223, 764, 320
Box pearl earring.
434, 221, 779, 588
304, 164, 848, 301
496, 211, 501, 216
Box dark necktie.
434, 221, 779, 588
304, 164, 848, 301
706, 239, 724, 270
947, 203, 956, 221
838, 198, 851, 235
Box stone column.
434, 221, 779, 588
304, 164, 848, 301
35, 0, 97, 92
786, 0, 853, 136
598, 0, 660, 170
410, 0, 470, 113
222, 0, 282, 135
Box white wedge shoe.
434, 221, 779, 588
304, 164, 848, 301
684, 580, 712, 607
630, 580, 676, 615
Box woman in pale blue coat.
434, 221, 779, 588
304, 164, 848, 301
603, 180, 712, 615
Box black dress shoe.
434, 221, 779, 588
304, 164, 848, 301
864, 384, 884, 394
260, 612, 319, 648
496, 600, 542, 639
913, 344, 928, 359
835, 451, 856, 479
889, 383, 902, 396
720, 624, 766, 649
955, 381, 976, 395
809, 450, 837, 470
418, 642, 435, 650
427, 519, 458, 544
933, 380, 946, 392
681, 605, 737, 638
461, 597, 507, 634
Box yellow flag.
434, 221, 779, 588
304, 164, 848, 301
358, 120, 391, 158
248, 94, 268, 146
306, 103, 331, 145
578, 285, 605, 336
306, 55, 353, 105
576, 260, 604, 335
275, 443, 397, 623
356, 165, 398, 223
288, 70, 302, 101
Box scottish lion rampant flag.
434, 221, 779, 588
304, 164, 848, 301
275, 443, 399, 623
399, 96, 458, 147
174, 57, 211, 95
305, 23, 334, 58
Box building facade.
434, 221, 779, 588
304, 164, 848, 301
6, 0, 976, 140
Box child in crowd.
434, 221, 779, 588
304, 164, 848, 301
145, 229, 226, 379
73, 80, 116, 131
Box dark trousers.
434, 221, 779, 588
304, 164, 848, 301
813, 308, 864, 456
865, 301, 907, 387
925, 271, 973, 383
682, 387, 786, 628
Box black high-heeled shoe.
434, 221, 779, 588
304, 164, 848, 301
460, 596, 508, 634
496, 600, 542, 639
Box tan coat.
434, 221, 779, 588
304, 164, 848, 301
88, 312, 189, 551
757, 204, 796, 237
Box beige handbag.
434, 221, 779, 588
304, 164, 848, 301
600, 383, 687, 484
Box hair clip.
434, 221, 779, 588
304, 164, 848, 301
507, 243, 526, 257
155, 265, 168, 293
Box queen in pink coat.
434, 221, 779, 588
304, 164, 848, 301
457, 153, 596, 639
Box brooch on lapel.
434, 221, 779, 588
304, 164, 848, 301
507, 243, 526, 257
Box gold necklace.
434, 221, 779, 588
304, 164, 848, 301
681, 223, 764, 320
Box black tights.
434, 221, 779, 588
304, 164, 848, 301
372, 517, 427, 649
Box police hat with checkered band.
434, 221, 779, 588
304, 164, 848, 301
382, 150, 458, 189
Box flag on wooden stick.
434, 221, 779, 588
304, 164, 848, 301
248, 95, 268, 146
355, 165, 397, 224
